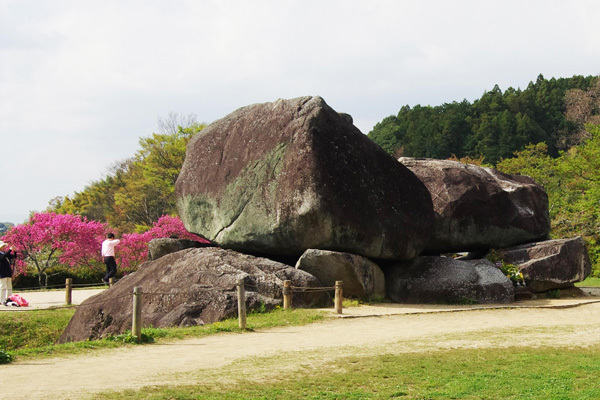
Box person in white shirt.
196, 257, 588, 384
101, 233, 121, 284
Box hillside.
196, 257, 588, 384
368, 74, 598, 164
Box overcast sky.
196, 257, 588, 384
1, 0, 599, 225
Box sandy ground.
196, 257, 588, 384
2, 290, 600, 399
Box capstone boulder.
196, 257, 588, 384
295, 249, 386, 299
176, 96, 434, 260
398, 158, 551, 253
495, 236, 591, 292
384, 257, 515, 304
59, 247, 329, 343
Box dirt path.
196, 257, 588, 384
4, 299, 600, 400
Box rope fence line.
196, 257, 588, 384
71, 282, 111, 288
73, 293, 133, 307
16, 284, 70, 291
291, 286, 336, 292
15, 281, 115, 291
10, 278, 345, 340
131, 279, 343, 338
16, 281, 336, 294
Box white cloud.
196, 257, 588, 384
1, 0, 600, 223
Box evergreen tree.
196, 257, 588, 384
368, 75, 598, 164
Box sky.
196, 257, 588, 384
1, 0, 599, 225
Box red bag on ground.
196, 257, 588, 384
8, 294, 29, 307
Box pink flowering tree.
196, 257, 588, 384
2, 212, 108, 288
2, 213, 208, 286
117, 215, 210, 271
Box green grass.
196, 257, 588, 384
576, 276, 600, 287
5, 298, 600, 399
4, 301, 600, 399
123, 306, 328, 347
0, 307, 130, 358
0, 307, 327, 360
0, 308, 76, 351
92, 345, 600, 399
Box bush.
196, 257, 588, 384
585, 237, 600, 277
105, 332, 154, 344
487, 251, 525, 285
0, 349, 13, 364
500, 262, 524, 284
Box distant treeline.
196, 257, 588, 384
0, 223, 14, 235
368, 74, 598, 164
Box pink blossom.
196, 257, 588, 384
2, 213, 208, 283
117, 215, 209, 270
2, 212, 107, 284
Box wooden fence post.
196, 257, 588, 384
65, 278, 72, 305
132, 287, 142, 341
335, 280, 343, 314
283, 280, 292, 310
237, 278, 247, 330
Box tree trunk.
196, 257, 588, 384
37, 271, 47, 289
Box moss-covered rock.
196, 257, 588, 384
176, 96, 434, 260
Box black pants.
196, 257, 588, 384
103, 256, 118, 282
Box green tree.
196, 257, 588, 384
497, 125, 600, 275
368, 115, 402, 156
49, 114, 205, 233
438, 100, 472, 158
114, 118, 205, 231
368, 74, 598, 163
0, 223, 14, 235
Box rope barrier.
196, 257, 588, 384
291, 286, 334, 290
15, 284, 66, 291
71, 282, 111, 288
22, 305, 78, 312
291, 286, 335, 293
14, 281, 112, 291
15, 279, 278, 294
14, 286, 333, 301
71, 293, 133, 307
141, 288, 228, 297
6, 279, 343, 317
3, 279, 344, 340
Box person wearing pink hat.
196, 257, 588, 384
0, 241, 17, 304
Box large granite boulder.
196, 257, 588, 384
384, 257, 515, 304
398, 158, 551, 253
495, 236, 591, 292
59, 247, 330, 343
176, 96, 434, 260
295, 249, 386, 299
148, 238, 214, 261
